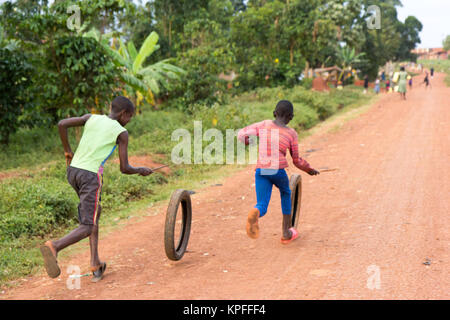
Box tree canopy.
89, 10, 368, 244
0, 0, 423, 143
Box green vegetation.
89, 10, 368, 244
336, 45, 366, 84
84, 28, 186, 108
0, 46, 32, 144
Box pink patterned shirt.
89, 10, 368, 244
238, 120, 311, 171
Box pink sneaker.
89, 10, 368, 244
281, 228, 299, 244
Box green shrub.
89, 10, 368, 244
286, 88, 338, 120
300, 78, 313, 89
0, 47, 33, 145
102, 168, 168, 209
254, 87, 289, 102
40, 36, 120, 120
291, 103, 319, 129
0, 124, 79, 171
0, 179, 77, 239
126, 110, 186, 137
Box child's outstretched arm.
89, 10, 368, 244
58, 114, 92, 166
290, 132, 320, 176
117, 131, 152, 176
238, 121, 264, 145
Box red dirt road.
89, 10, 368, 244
2, 73, 449, 300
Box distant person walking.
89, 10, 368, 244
374, 78, 380, 94
381, 71, 386, 81
421, 71, 431, 89
363, 75, 369, 94
408, 75, 413, 89
397, 66, 408, 100
386, 79, 391, 93
430, 67, 434, 79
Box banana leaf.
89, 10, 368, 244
132, 31, 159, 74
128, 41, 138, 62
102, 43, 131, 70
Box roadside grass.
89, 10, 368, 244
297, 85, 379, 140
0, 84, 373, 287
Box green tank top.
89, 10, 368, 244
70, 115, 127, 173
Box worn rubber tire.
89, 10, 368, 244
164, 189, 192, 261
289, 174, 302, 229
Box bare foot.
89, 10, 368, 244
281, 228, 299, 245
40, 241, 60, 278
45, 240, 58, 258
282, 229, 292, 240
246, 208, 260, 239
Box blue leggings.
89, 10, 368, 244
254, 168, 291, 217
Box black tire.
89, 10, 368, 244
289, 174, 302, 229
164, 189, 192, 261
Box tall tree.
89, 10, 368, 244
395, 16, 423, 61
0, 0, 125, 121
359, 0, 406, 78
151, 0, 210, 55
0, 37, 32, 144
444, 35, 450, 51
167, 0, 236, 108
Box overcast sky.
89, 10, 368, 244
397, 0, 450, 48
1, 0, 448, 48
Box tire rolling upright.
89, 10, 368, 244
164, 189, 192, 261
289, 174, 302, 229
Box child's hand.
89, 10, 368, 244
244, 136, 256, 146
307, 168, 320, 176
64, 151, 74, 166
138, 167, 153, 176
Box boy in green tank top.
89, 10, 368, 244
40, 96, 153, 282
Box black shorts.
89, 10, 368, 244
67, 166, 103, 225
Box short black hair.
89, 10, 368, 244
111, 96, 135, 114
274, 100, 293, 117
400, 66, 405, 71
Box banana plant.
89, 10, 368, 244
336, 45, 365, 83
84, 28, 185, 106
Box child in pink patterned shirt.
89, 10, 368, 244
238, 100, 319, 244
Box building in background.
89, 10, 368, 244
411, 48, 449, 60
